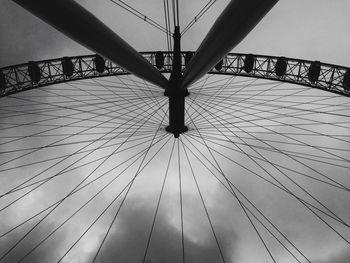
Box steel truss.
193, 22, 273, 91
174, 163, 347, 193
1, 52, 349, 97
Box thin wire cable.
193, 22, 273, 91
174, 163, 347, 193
181, 0, 217, 35
108, 0, 171, 35
142, 139, 176, 262
177, 139, 185, 263
181, 137, 226, 263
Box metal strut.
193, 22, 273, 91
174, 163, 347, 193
165, 26, 189, 138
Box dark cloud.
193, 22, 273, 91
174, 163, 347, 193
0, 1, 87, 67
0, 191, 237, 263
87, 194, 237, 263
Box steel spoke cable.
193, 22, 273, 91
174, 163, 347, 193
188, 76, 266, 91
0, 129, 161, 155
188, 75, 238, 91
180, 137, 226, 263
16, 134, 172, 263
185, 113, 277, 263
139, 77, 168, 117
91, 105, 169, 263
108, 0, 171, 35
196, 94, 350, 135
188, 132, 350, 190
181, 135, 310, 262
189, 78, 279, 94
184, 133, 350, 226
189, 75, 248, 124
189, 98, 350, 225
0, 131, 162, 175
182, 135, 308, 263
177, 139, 186, 263
0, 98, 160, 171
163, 0, 172, 51
189, 132, 350, 181
44, 81, 166, 126
188, 100, 350, 240
8, 91, 162, 127
191, 96, 350, 157
218, 101, 350, 169
91, 78, 167, 125
190, 79, 282, 125
193, 128, 350, 140
0, 97, 156, 125
186, 74, 221, 120
0, 95, 159, 138
189, 76, 251, 122
191, 127, 350, 165
0, 101, 167, 213
0, 93, 165, 160
0, 133, 169, 240
72, 79, 163, 94
0, 100, 168, 261
115, 76, 166, 123
142, 139, 176, 262
91, 75, 163, 92
193, 92, 350, 119
0, 132, 165, 199
191, 84, 350, 145
181, 0, 216, 35
3, 134, 165, 199
190, 78, 261, 125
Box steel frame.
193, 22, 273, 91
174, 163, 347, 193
1, 52, 349, 97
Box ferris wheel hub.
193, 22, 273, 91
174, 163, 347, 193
164, 88, 189, 138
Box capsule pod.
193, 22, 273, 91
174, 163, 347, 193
94, 55, 105, 74
62, 57, 74, 77
215, 59, 224, 71
155, 51, 164, 69
244, 54, 255, 73
185, 52, 194, 67
28, 61, 41, 83
308, 61, 321, 83
275, 57, 287, 77
0, 71, 6, 90
343, 69, 350, 92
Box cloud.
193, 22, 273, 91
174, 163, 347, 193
87, 194, 237, 263
0, 1, 87, 67
314, 247, 350, 263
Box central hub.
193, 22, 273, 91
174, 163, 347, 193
164, 25, 189, 138
164, 88, 189, 138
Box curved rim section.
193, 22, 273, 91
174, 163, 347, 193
0, 52, 349, 97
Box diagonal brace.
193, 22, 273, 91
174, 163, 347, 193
180, 0, 278, 89
12, 0, 169, 89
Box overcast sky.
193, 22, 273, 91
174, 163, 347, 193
0, 1, 350, 263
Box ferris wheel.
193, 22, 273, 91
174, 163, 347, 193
0, 0, 350, 262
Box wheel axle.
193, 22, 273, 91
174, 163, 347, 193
164, 88, 189, 138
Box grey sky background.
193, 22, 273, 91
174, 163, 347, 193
0, 1, 350, 263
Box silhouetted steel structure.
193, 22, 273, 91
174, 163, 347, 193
1, 52, 349, 98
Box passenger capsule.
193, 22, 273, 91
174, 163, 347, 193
62, 57, 74, 77
28, 61, 41, 83
185, 52, 194, 67
94, 55, 105, 74
275, 57, 287, 77
343, 69, 350, 92
155, 51, 164, 69
0, 71, 6, 90
215, 59, 223, 71
244, 54, 255, 73
308, 61, 321, 83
